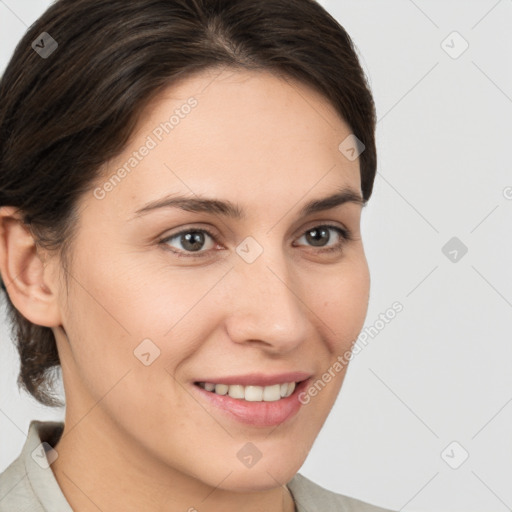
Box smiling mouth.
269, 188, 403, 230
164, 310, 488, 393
193, 380, 304, 402
192, 377, 312, 427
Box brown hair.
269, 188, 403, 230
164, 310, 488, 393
0, 0, 377, 407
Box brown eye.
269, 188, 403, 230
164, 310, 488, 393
161, 228, 217, 257
296, 225, 352, 253
304, 226, 331, 247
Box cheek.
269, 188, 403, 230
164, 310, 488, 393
70, 245, 197, 335
61, 248, 225, 393
307, 258, 370, 351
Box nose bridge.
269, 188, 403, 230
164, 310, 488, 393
223, 239, 309, 348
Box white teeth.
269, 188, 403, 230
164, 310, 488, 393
263, 384, 281, 401
198, 381, 297, 401
245, 385, 263, 401
284, 382, 296, 397
214, 383, 228, 395
228, 384, 244, 399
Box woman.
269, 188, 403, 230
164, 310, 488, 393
0, 0, 394, 510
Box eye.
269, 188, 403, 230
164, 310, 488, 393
160, 227, 218, 257
160, 224, 353, 258
295, 225, 352, 254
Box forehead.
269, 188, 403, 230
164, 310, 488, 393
89, 68, 362, 219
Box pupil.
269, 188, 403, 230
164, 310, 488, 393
306, 227, 329, 247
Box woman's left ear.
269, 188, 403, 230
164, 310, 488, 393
0, 206, 63, 327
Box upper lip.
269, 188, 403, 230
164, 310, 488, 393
194, 371, 312, 387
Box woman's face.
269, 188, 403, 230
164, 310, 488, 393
50, 68, 370, 491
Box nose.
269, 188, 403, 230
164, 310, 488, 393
222, 244, 311, 353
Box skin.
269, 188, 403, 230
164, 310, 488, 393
0, 68, 370, 512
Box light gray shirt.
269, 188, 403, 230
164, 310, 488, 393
0, 420, 395, 511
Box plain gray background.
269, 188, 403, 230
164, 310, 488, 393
1, 1, 511, 511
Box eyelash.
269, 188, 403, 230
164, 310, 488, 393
159, 224, 353, 259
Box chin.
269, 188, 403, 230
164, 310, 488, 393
215, 466, 299, 493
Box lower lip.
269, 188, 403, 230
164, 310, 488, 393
192, 378, 311, 427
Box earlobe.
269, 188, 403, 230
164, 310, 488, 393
0, 206, 62, 328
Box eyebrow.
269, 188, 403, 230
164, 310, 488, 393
131, 185, 365, 220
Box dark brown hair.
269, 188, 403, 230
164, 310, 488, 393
0, 0, 377, 406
